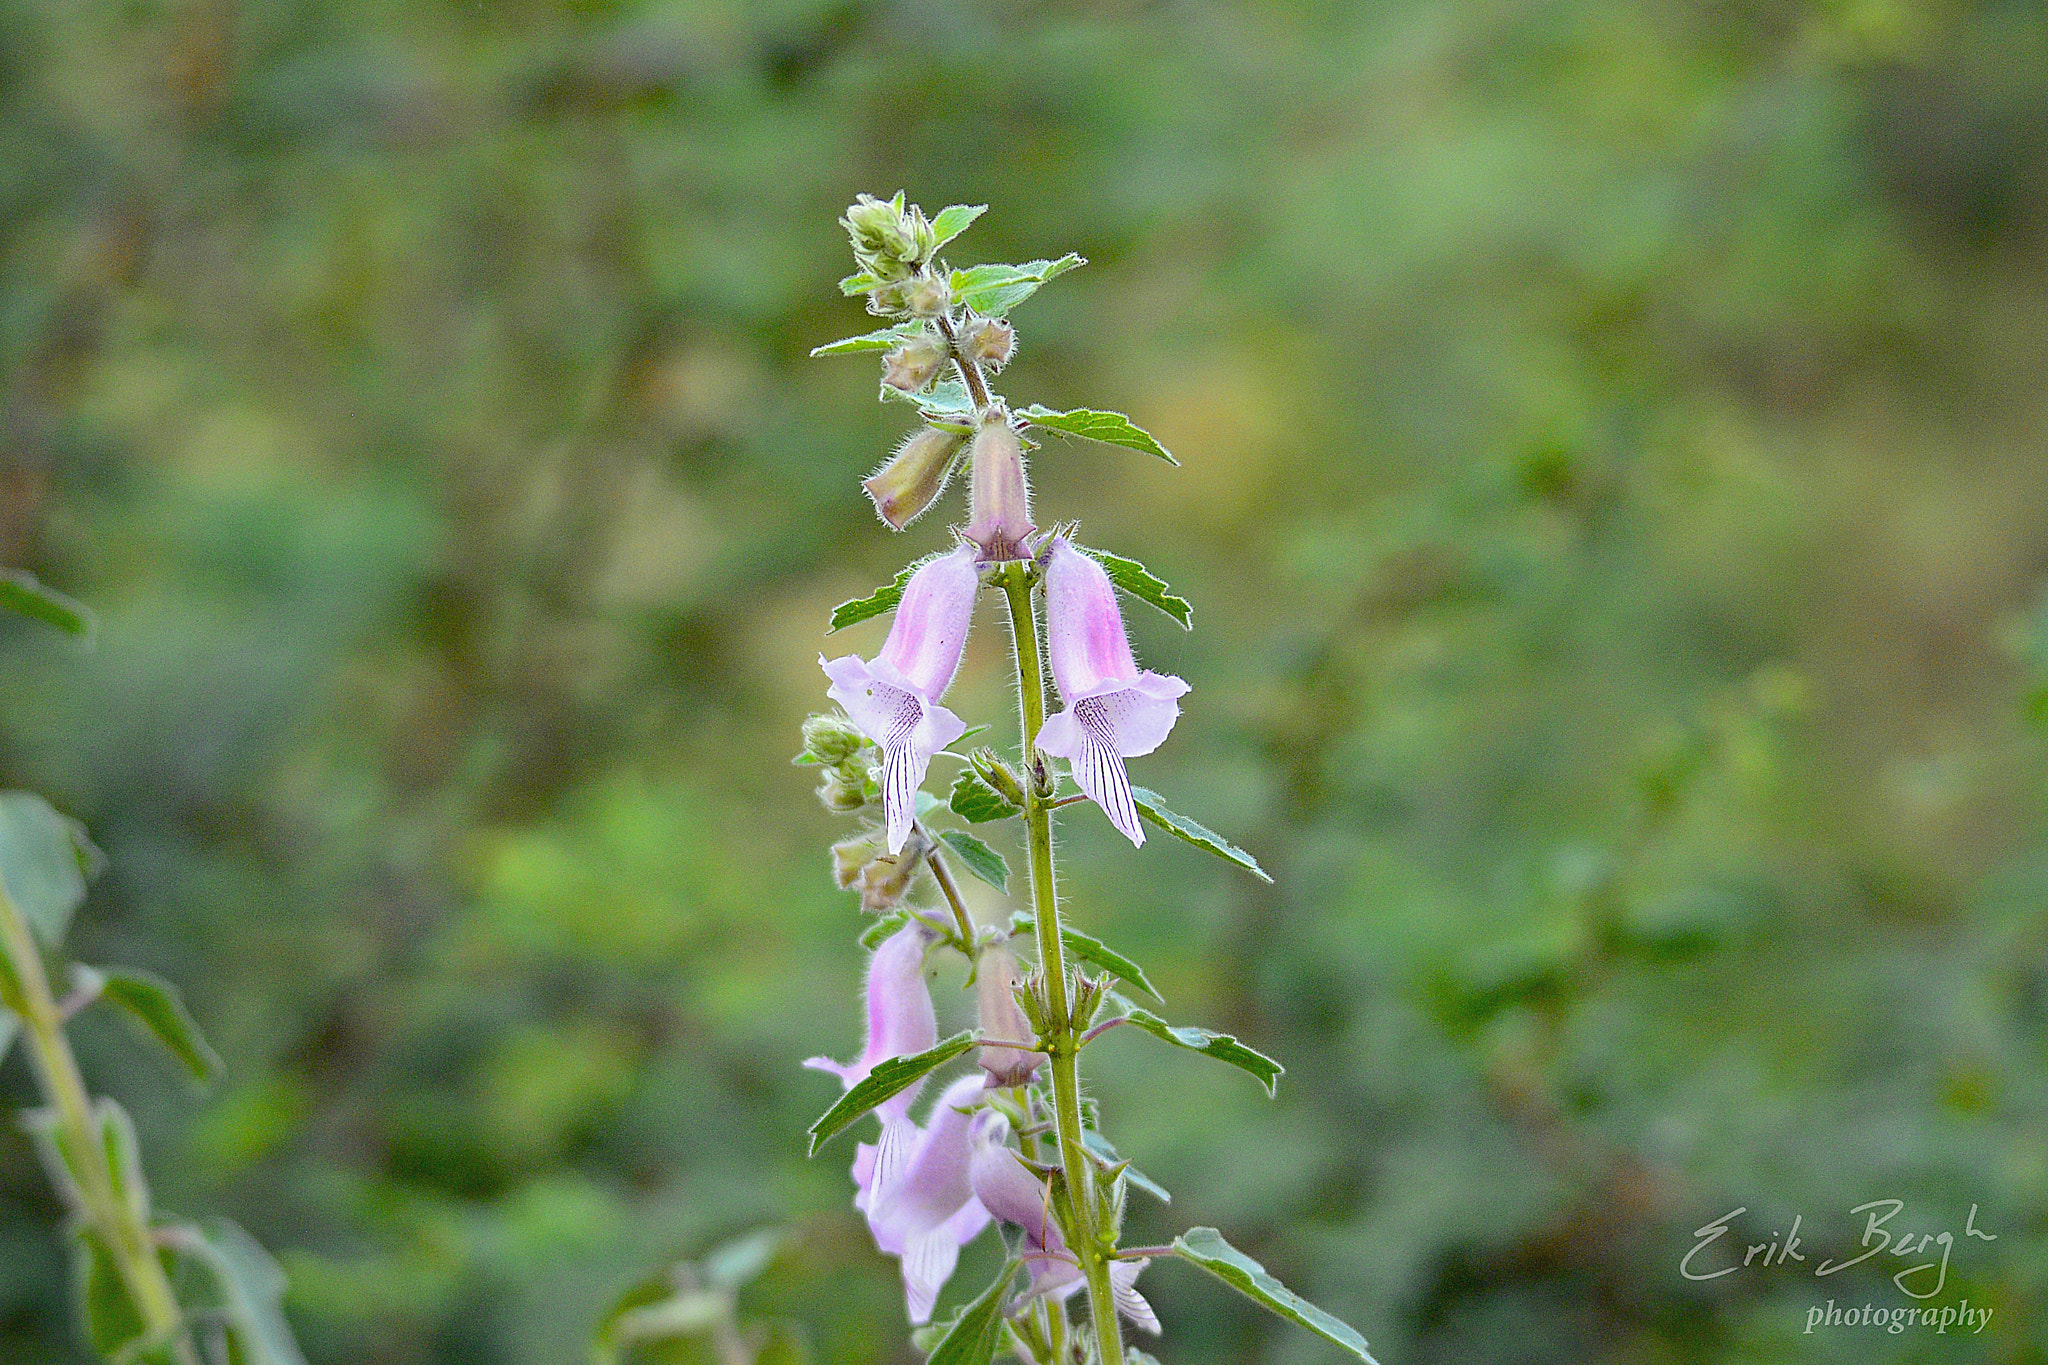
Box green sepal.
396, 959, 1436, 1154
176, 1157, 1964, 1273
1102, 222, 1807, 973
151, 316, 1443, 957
1130, 787, 1270, 882
928, 204, 988, 254
1078, 549, 1193, 630
937, 830, 1009, 892
0, 568, 95, 640
1015, 406, 1178, 466
1080, 1128, 1171, 1203
948, 770, 1020, 823
806, 1031, 975, 1154
80, 965, 224, 1084
949, 255, 1085, 315
1007, 912, 1161, 1002
810, 322, 923, 357
1169, 1227, 1377, 1362
1110, 993, 1284, 1096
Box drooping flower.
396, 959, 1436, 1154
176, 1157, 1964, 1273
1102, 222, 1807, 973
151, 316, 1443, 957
821, 544, 980, 852
853, 1074, 993, 1323
963, 413, 1035, 562
973, 945, 1045, 1087
804, 922, 938, 1123
864, 425, 966, 530
1034, 539, 1190, 846
967, 1111, 1159, 1331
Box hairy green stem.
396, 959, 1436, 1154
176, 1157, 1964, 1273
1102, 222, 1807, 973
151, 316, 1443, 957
0, 883, 198, 1365
1001, 563, 1126, 1365
917, 827, 980, 951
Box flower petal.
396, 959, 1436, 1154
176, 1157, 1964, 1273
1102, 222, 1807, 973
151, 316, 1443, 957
1112, 1259, 1162, 1335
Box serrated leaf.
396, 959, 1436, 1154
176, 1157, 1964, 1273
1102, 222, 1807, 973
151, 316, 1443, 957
1008, 912, 1161, 1002
85, 965, 223, 1083
0, 791, 102, 948
1112, 995, 1284, 1096
0, 568, 94, 639
937, 831, 1009, 892
828, 565, 914, 633
180, 1218, 310, 1365
949, 254, 1085, 315
1130, 787, 1269, 881
949, 770, 1020, 823
1079, 549, 1193, 629
929, 204, 988, 253
807, 1031, 975, 1154
810, 322, 922, 357
1170, 1227, 1377, 1362
1080, 1128, 1171, 1203
1015, 406, 1178, 466
925, 1262, 1016, 1365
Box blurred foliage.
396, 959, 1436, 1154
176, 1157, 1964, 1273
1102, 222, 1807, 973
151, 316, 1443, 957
3, 0, 2047, 1361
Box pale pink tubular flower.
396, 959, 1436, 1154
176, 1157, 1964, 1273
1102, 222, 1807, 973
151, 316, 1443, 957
1034, 539, 1190, 846
852, 1074, 993, 1323
963, 413, 1035, 562
821, 543, 979, 852
802, 921, 939, 1123
967, 1111, 1159, 1332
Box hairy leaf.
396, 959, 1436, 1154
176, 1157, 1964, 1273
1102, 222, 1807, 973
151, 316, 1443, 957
949, 254, 1084, 315
949, 769, 1020, 823
1130, 787, 1270, 881
1015, 405, 1178, 466
925, 1262, 1016, 1365
1079, 549, 1193, 630
1081, 1128, 1172, 1203
180, 1218, 311, 1365
807, 1031, 975, 1153
1008, 912, 1162, 1002
1112, 995, 1284, 1096
1170, 1227, 1377, 1362
938, 830, 1009, 892
828, 565, 915, 633
810, 322, 923, 356
0, 791, 101, 948
929, 203, 988, 253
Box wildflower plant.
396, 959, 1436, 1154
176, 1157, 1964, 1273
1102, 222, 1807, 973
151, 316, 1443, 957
796, 196, 1378, 1364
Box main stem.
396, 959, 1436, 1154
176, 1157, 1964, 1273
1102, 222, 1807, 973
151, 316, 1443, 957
1001, 564, 1126, 1365
0, 885, 198, 1365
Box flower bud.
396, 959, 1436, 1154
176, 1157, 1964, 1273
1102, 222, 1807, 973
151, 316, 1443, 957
817, 768, 870, 813
903, 274, 952, 319
803, 713, 869, 765
857, 826, 933, 912
863, 426, 966, 531
975, 947, 1045, 1086
1012, 966, 1053, 1036
831, 837, 875, 889
841, 193, 933, 281
882, 338, 949, 394
964, 413, 1035, 562
968, 749, 1026, 808
1069, 971, 1109, 1030
957, 317, 1014, 371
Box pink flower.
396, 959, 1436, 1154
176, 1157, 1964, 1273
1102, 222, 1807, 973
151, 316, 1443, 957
853, 1074, 993, 1323
1034, 540, 1190, 846
963, 414, 1035, 562
821, 544, 980, 852
803, 922, 938, 1124
967, 1111, 1159, 1331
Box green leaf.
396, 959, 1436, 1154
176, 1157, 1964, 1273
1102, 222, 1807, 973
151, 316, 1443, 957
838, 271, 881, 295
937, 831, 1009, 892
1015, 406, 1178, 466
880, 373, 975, 417
0, 1011, 16, 1071
860, 911, 910, 950
179, 1218, 310, 1365
1169, 1227, 1377, 1362
0, 568, 94, 639
701, 1227, 784, 1291
949, 254, 1085, 315
21, 1097, 151, 1222
1008, 912, 1162, 1002
949, 770, 1020, 824
924, 1262, 1015, 1365
929, 204, 988, 253
807, 1031, 975, 1154
84, 965, 224, 1083
1081, 1128, 1172, 1203
828, 565, 914, 633
1112, 995, 1284, 1096
810, 322, 922, 357
1130, 787, 1270, 882
98, 1097, 150, 1225
72, 1226, 151, 1360
0, 791, 102, 948
1078, 550, 1193, 630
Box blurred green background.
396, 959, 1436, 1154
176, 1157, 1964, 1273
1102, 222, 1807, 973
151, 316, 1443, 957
3, 0, 2046, 1360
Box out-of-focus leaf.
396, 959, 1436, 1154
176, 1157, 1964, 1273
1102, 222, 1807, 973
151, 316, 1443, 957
810, 322, 922, 356
701, 1227, 783, 1291
71, 1226, 151, 1361
949, 770, 1020, 823
0, 792, 101, 948
1129, 788, 1270, 882
929, 204, 988, 253
1169, 1227, 1377, 1362
1078, 550, 1193, 629
806, 1032, 975, 1154
1111, 995, 1284, 1096
1009, 912, 1162, 1001
1016, 406, 1178, 466
0, 568, 94, 640
81, 965, 224, 1083
949, 255, 1084, 315
178, 1218, 310, 1365
937, 830, 1009, 892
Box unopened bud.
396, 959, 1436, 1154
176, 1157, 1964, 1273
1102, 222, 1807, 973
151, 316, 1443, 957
976, 947, 1046, 1086
958, 317, 1015, 371
863, 426, 966, 531
831, 837, 875, 889
964, 413, 1035, 562
802, 713, 868, 765
1013, 966, 1053, 1036
818, 769, 869, 814
841, 193, 933, 281
969, 749, 1026, 808
882, 338, 949, 394
1070, 972, 1109, 1030
903, 274, 951, 318
856, 826, 933, 911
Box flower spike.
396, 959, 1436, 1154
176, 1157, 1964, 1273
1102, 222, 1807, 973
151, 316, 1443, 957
1034, 539, 1190, 845
821, 544, 980, 852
